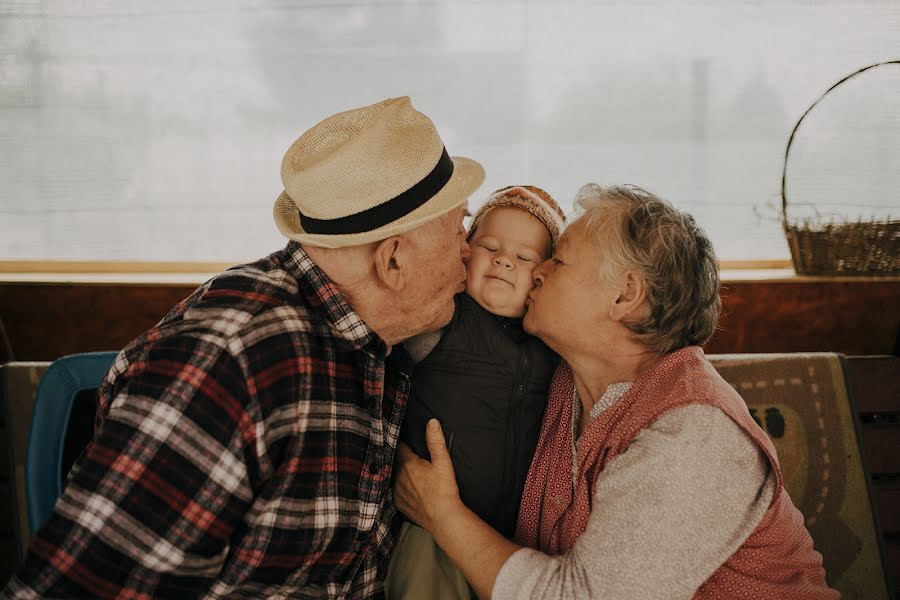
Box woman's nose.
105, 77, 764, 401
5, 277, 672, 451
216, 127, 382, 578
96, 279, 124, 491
532, 259, 550, 286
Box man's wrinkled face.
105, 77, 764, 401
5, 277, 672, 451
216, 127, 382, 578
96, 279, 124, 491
402, 204, 470, 336
465, 207, 551, 318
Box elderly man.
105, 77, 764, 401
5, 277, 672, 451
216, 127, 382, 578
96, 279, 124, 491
4, 97, 484, 599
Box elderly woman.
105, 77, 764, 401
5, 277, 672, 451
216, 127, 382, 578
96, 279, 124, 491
393, 184, 837, 599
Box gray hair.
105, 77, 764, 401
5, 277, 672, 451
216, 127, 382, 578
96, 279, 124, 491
572, 183, 721, 355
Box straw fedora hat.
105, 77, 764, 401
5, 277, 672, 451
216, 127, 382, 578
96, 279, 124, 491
274, 96, 485, 248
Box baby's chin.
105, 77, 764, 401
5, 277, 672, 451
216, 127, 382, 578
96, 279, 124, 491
465, 289, 527, 318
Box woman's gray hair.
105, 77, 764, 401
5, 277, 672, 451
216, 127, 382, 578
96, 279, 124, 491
573, 183, 721, 355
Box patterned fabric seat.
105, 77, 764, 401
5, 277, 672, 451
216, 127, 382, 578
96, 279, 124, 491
708, 353, 891, 599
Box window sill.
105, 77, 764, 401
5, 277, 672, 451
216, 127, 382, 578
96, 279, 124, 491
0, 272, 219, 285
719, 269, 900, 283
0, 265, 900, 285
0, 262, 898, 285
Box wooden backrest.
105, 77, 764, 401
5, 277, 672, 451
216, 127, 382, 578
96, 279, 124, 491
0, 362, 49, 578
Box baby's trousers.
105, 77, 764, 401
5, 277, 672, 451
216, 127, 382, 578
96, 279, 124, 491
384, 521, 474, 600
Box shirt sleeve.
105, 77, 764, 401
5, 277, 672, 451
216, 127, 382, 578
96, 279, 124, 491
3, 341, 259, 599
493, 404, 777, 600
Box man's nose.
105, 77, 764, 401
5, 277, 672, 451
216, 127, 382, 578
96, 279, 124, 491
459, 237, 471, 262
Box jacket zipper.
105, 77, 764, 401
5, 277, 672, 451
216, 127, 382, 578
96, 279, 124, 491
505, 343, 531, 531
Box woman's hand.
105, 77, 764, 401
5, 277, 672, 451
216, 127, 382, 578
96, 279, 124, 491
393, 418, 463, 533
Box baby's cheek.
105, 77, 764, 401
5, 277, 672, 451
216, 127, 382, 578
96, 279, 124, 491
464, 253, 485, 276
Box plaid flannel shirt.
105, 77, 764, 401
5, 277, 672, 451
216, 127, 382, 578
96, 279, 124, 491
4, 242, 410, 599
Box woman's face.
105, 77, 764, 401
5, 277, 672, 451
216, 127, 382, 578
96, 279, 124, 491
523, 221, 613, 354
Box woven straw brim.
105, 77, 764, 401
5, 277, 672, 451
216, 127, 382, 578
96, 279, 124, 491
273, 156, 484, 248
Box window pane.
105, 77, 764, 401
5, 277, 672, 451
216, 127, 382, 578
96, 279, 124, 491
2, 0, 898, 261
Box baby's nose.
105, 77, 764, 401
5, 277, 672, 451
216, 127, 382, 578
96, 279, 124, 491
494, 255, 513, 269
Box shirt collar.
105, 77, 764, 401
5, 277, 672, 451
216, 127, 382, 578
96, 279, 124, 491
459, 293, 530, 343
279, 241, 387, 357
588, 381, 633, 421
572, 381, 633, 460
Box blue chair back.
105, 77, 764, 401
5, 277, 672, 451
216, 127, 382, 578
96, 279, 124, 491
26, 351, 118, 535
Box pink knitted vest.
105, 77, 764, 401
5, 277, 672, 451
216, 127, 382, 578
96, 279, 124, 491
515, 347, 838, 599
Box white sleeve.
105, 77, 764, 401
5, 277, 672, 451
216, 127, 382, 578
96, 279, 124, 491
492, 404, 776, 600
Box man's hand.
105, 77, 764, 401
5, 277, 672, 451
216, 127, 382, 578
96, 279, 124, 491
393, 419, 463, 533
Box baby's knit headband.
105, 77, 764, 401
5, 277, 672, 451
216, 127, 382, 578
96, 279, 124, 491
483, 186, 566, 232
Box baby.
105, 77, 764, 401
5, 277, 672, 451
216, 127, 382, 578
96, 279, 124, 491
386, 185, 566, 600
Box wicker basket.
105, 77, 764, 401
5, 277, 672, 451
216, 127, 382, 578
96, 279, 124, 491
781, 60, 900, 276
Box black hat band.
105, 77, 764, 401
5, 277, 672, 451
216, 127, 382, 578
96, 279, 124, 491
298, 147, 454, 235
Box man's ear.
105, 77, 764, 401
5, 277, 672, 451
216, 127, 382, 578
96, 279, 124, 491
610, 271, 647, 322
373, 236, 404, 291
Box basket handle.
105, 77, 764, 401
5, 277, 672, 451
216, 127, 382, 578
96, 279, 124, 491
781, 59, 900, 223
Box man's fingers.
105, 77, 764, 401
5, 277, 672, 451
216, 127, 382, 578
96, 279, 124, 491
424, 419, 452, 467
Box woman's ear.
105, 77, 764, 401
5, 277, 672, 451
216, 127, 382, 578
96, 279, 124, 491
610, 271, 647, 322
373, 236, 404, 291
